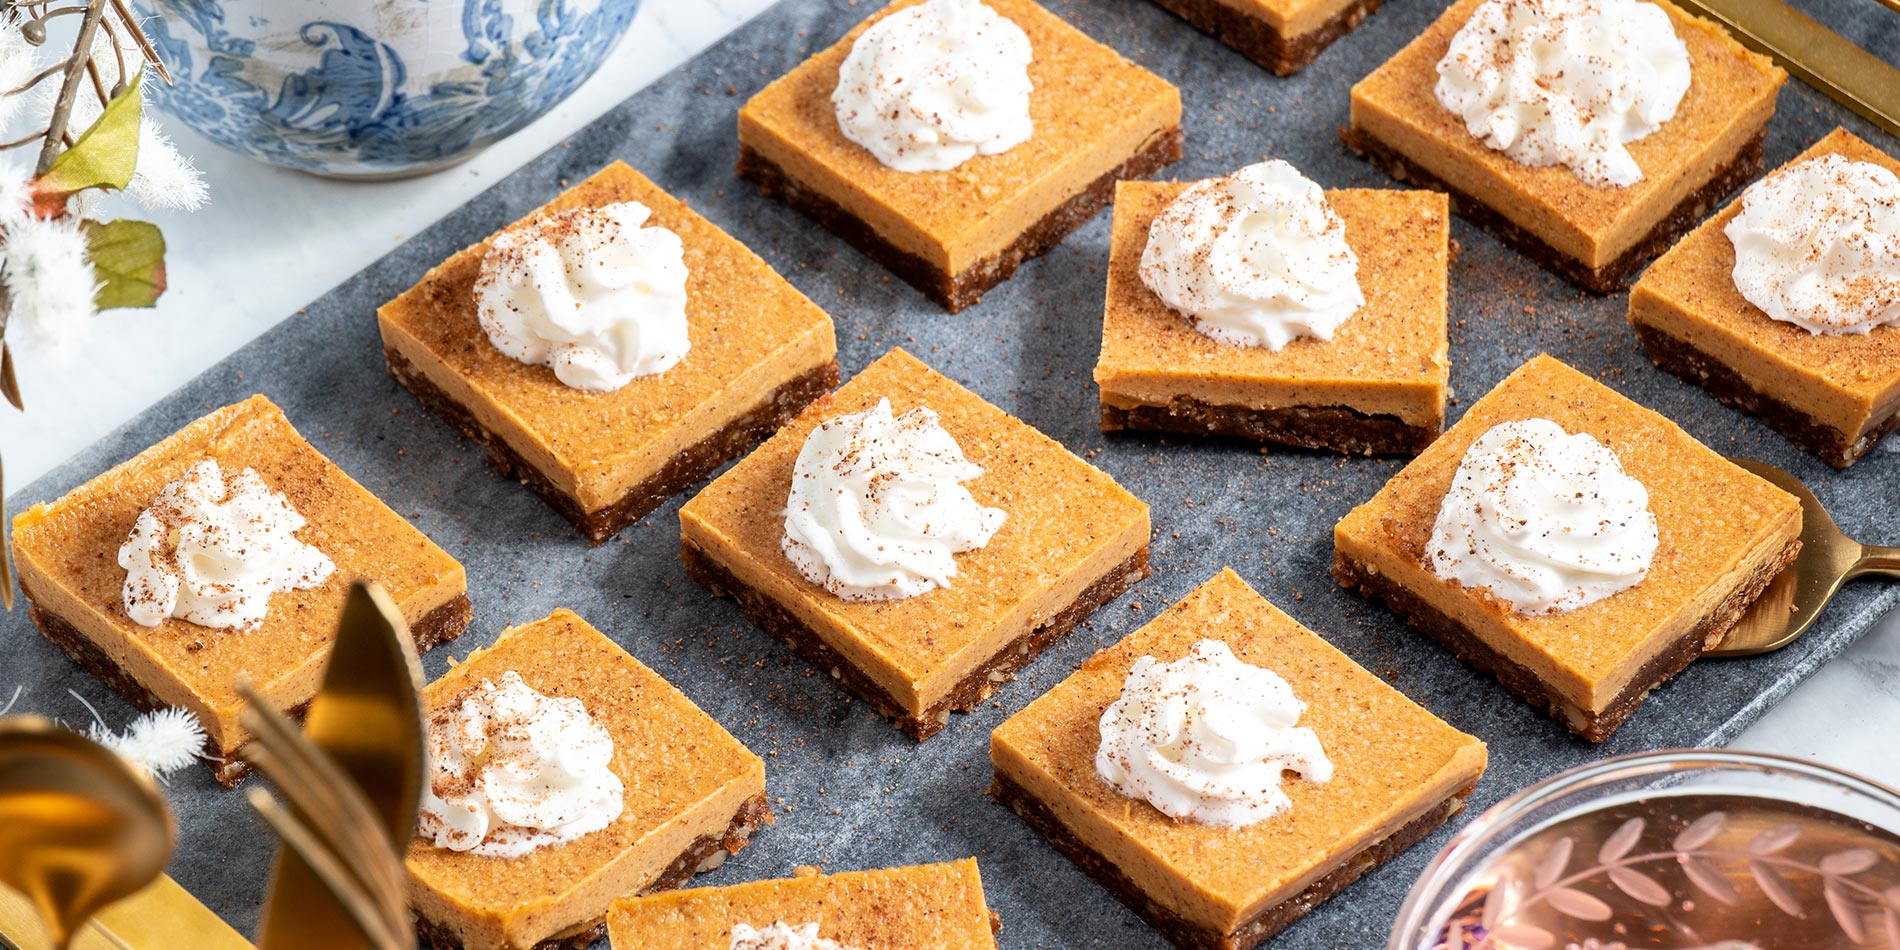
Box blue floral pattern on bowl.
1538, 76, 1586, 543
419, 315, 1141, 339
139, 0, 642, 178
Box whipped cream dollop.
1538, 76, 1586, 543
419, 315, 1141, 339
832, 0, 1034, 173
1725, 154, 1900, 335
474, 201, 690, 392
1435, 0, 1691, 187
730, 922, 857, 950
1096, 639, 1333, 828
782, 398, 1006, 602
1139, 161, 1365, 350
1428, 418, 1659, 615
418, 671, 624, 858
117, 459, 335, 631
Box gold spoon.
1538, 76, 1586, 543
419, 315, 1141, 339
0, 717, 175, 949
1709, 459, 1900, 657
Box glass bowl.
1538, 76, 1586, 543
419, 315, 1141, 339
1390, 749, 1900, 950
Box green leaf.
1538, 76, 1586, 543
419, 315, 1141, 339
83, 218, 167, 310
39, 76, 144, 197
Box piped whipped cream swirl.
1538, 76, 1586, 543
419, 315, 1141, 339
475, 201, 690, 392
832, 0, 1034, 173
118, 459, 335, 631
1139, 161, 1365, 350
730, 922, 857, 950
782, 398, 1006, 602
1427, 418, 1659, 615
1435, 0, 1691, 187
418, 671, 624, 858
1096, 639, 1333, 828
1725, 154, 1900, 335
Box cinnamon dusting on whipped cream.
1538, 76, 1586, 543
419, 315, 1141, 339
418, 671, 624, 858
117, 459, 334, 631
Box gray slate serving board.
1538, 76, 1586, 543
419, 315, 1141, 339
7, 0, 1900, 946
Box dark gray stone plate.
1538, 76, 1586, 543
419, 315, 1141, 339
5, 0, 1896, 946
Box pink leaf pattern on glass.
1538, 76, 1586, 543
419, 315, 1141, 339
1454, 808, 1899, 950
1823, 849, 1882, 876
1599, 818, 1645, 864
1608, 866, 1673, 907
1748, 822, 1803, 856
1545, 887, 1614, 921
1827, 878, 1868, 943
1750, 859, 1805, 917
1674, 811, 1729, 851
1490, 924, 1555, 949
1535, 837, 1575, 890
1679, 855, 1741, 905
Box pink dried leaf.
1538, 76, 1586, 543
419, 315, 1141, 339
1886, 886, 1900, 910
1444, 920, 1465, 950
1748, 822, 1803, 856
1674, 811, 1728, 852
1751, 859, 1805, 918
1490, 924, 1555, 949
1599, 818, 1645, 864
1608, 866, 1672, 907
1535, 837, 1575, 890
1827, 878, 1868, 943
1883, 906, 1900, 950
1679, 855, 1740, 905
1545, 886, 1613, 921
1822, 848, 1881, 876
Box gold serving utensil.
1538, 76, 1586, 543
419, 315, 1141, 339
0, 717, 173, 949
1669, 0, 1900, 140
247, 581, 425, 950
1709, 459, 1900, 657
1, 874, 253, 950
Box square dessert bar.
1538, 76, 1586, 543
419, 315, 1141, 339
1148, 0, 1389, 76
1333, 355, 1804, 741
1344, 0, 1785, 293
1097, 181, 1450, 454
10, 395, 470, 786
606, 860, 999, 949
990, 568, 1487, 950
737, 0, 1183, 311
679, 348, 1152, 739
378, 161, 839, 543
1630, 128, 1900, 468
408, 609, 770, 950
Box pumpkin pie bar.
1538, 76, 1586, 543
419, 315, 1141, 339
408, 609, 770, 950
736, 0, 1183, 312
1146, 0, 1389, 76
1343, 0, 1785, 293
378, 161, 839, 543
1097, 174, 1450, 455
679, 348, 1152, 739
1332, 355, 1803, 741
10, 395, 470, 786
990, 568, 1487, 950
1629, 128, 1900, 468
606, 860, 999, 949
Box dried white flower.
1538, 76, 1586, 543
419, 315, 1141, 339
1, 213, 98, 346
69, 691, 206, 779
0, 17, 40, 134
0, 161, 32, 225
127, 117, 207, 211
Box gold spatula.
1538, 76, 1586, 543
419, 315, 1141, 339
1709, 459, 1900, 657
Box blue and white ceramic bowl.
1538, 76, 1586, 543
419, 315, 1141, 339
140, 0, 642, 179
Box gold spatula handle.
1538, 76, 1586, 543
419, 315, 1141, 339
1670, 0, 1900, 140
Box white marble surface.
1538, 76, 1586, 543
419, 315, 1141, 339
3, 0, 1896, 792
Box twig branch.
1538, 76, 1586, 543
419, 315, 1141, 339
33, 0, 110, 176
